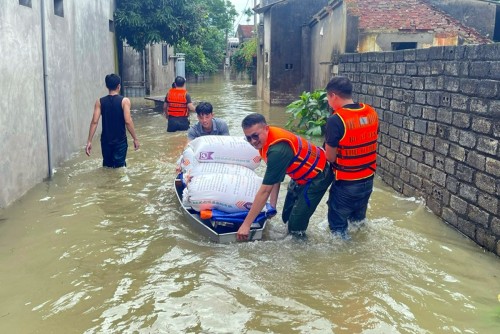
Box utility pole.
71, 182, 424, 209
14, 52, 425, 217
254, 0, 258, 35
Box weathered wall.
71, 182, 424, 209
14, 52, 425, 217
338, 44, 500, 256
425, 0, 498, 40
0, 0, 116, 208
358, 32, 436, 52
122, 43, 174, 97
122, 44, 146, 97
148, 44, 175, 96
256, 0, 329, 104
309, 1, 360, 91
257, 14, 272, 104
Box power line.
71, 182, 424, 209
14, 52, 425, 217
233, 0, 251, 34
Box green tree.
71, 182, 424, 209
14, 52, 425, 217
114, 0, 202, 51
115, 0, 236, 53
175, 40, 211, 76
244, 8, 253, 24
231, 37, 257, 74
285, 90, 330, 136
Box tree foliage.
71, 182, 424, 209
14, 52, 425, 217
231, 37, 257, 74
115, 0, 237, 55
285, 90, 330, 137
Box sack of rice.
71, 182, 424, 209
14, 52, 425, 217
183, 162, 258, 184
186, 135, 261, 170
185, 173, 263, 213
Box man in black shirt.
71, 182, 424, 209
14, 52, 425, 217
85, 74, 140, 168
324, 76, 379, 239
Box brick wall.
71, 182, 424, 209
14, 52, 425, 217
338, 43, 500, 256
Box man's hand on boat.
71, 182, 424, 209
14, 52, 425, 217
237, 224, 251, 241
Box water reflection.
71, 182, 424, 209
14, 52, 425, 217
0, 73, 499, 333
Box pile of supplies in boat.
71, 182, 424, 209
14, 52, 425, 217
177, 135, 276, 228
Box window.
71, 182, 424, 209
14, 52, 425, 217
54, 0, 64, 17
285, 63, 294, 70
109, 20, 115, 33
391, 42, 417, 51
19, 0, 32, 7
162, 44, 168, 66
265, 52, 269, 63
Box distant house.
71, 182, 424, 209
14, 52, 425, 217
308, 0, 493, 89
236, 24, 255, 44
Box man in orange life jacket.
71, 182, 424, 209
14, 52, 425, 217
163, 76, 195, 132
324, 76, 379, 240
237, 113, 334, 240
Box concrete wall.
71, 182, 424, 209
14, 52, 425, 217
309, 1, 350, 90
256, 0, 329, 104
338, 43, 500, 256
122, 43, 175, 97
148, 44, 175, 96
257, 14, 272, 104
0, 0, 116, 208
358, 32, 436, 52
122, 44, 146, 97
425, 0, 498, 40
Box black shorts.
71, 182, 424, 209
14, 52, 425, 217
167, 116, 190, 132
101, 139, 128, 168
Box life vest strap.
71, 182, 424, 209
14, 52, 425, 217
288, 138, 310, 174
338, 139, 378, 150
334, 160, 376, 172
337, 150, 377, 160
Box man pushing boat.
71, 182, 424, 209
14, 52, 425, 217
237, 113, 334, 241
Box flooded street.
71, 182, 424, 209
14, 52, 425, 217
1, 73, 499, 333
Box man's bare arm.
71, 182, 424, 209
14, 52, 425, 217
85, 99, 101, 156
123, 98, 140, 150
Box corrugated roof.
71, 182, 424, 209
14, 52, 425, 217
344, 0, 491, 43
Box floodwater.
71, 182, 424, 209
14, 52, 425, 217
0, 73, 499, 334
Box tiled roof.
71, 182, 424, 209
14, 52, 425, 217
238, 25, 254, 39
344, 0, 491, 44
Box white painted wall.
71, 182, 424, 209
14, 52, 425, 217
0, 0, 116, 208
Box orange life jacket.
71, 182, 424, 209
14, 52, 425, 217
166, 88, 188, 117
260, 127, 327, 185
333, 104, 379, 181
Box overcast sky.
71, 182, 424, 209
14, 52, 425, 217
230, 0, 253, 13
229, 0, 255, 29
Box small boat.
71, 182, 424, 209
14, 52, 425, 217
174, 175, 272, 243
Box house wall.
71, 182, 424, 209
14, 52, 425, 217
257, 14, 272, 103
122, 44, 145, 97
0, 0, 116, 208
148, 44, 175, 96
122, 43, 175, 97
358, 32, 435, 52
339, 44, 500, 256
309, 1, 351, 90
425, 0, 498, 40
257, 0, 329, 104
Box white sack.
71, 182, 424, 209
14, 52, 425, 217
179, 146, 198, 173
186, 135, 261, 170
185, 163, 258, 183
186, 173, 263, 213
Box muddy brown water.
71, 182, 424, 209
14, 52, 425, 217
0, 73, 499, 333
